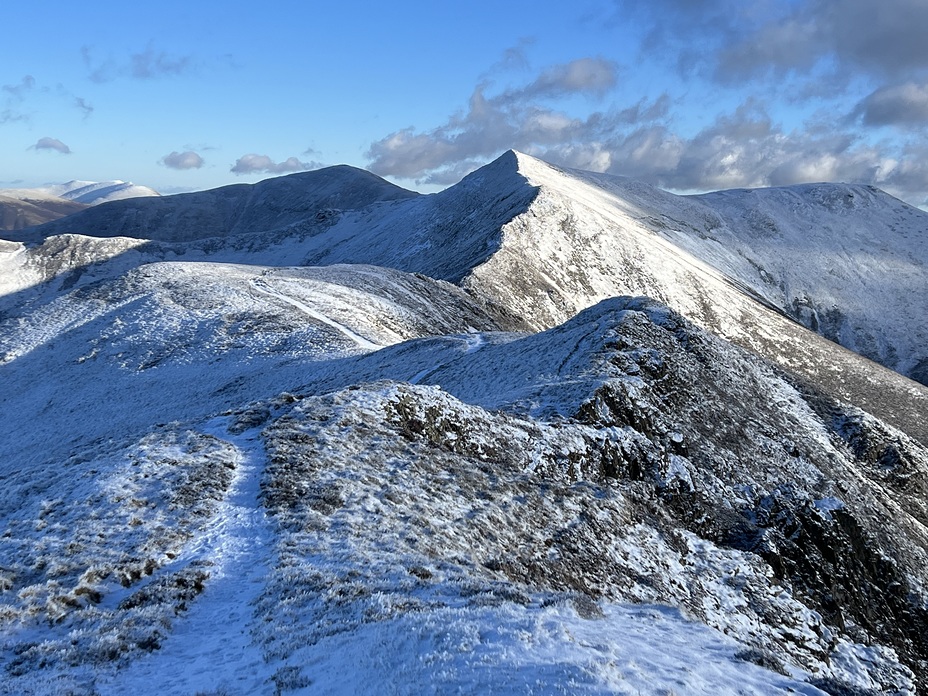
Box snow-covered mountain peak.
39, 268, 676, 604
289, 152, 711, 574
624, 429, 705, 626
451, 152, 928, 386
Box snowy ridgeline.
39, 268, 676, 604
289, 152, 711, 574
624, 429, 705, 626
1, 152, 928, 694
3, 150, 925, 386
2, 294, 927, 694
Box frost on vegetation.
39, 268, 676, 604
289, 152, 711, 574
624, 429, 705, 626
252, 369, 916, 691
0, 428, 237, 675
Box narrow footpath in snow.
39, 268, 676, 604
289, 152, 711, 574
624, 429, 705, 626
95, 417, 278, 695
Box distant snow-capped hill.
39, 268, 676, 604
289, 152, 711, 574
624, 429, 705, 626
2, 180, 159, 208
0, 180, 156, 231
46, 179, 160, 205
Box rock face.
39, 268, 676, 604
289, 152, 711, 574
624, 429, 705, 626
2, 153, 928, 694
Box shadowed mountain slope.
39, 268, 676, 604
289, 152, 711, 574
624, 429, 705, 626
0, 194, 87, 231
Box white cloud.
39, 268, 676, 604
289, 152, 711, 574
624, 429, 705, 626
230, 154, 317, 175
161, 150, 205, 170
366, 58, 643, 186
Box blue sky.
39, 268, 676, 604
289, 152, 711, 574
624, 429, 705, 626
2, 0, 927, 206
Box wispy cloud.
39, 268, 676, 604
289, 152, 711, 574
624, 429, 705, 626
479, 38, 535, 79
160, 150, 205, 170
0, 110, 28, 125
509, 57, 619, 100
1, 75, 38, 124
74, 97, 94, 119
131, 47, 192, 79
82, 44, 195, 83
2, 75, 36, 100
31, 137, 71, 154
230, 154, 318, 175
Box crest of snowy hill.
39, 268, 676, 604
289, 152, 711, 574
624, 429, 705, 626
2, 297, 927, 694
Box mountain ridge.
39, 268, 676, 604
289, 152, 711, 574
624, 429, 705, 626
9, 166, 416, 244
7, 150, 923, 386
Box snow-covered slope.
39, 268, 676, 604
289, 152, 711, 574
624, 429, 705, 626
3, 298, 926, 694
0, 261, 500, 474
458, 153, 928, 387
568, 165, 928, 385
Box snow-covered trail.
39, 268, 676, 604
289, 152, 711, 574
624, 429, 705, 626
409, 331, 487, 385
95, 418, 277, 695
250, 276, 383, 351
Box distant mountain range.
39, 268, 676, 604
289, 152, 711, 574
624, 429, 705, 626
1, 152, 926, 694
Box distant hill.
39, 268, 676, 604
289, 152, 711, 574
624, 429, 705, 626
41, 180, 160, 205
18, 166, 415, 243
0, 194, 87, 230
0, 180, 159, 231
